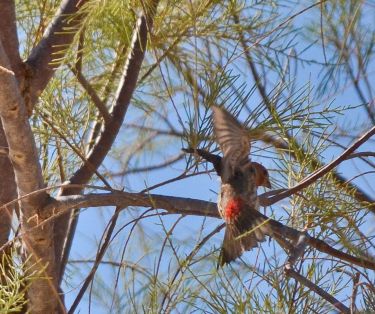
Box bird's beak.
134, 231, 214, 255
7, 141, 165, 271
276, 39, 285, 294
264, 178, 272, 189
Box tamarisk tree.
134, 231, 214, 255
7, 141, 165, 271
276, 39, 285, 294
0, 0, 374, 313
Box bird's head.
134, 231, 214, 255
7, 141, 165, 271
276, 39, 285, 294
252, 162, 271, 188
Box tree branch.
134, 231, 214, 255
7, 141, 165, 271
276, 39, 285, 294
0, 2, 23, 251
25, 0, 87, 108
262, 126, 375, 206
0, 47, 47, 219
1, 186, 373, 274
0, 42, 60, 313
69, 65, 111, 124
54, 2, 160, 284
69, 14, 151, 182
112, 152, 185, 177
0, 0, 24, 83
181, 145, 375, 213
47, 192, 218, 219
0, 124, 16, 248
346, 151, 375, 160
259, 133, 375, 212
42, 190, 375, 271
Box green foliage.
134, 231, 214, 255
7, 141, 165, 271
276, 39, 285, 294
0, 251, 43, 313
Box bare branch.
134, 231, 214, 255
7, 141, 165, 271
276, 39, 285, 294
47, 190, 375, 271
0, 0, 23, 82
0, 44, 47, 213
181, 145, 375, 215
47, 192, 218, 219
69, 65, 111, 124
0, 41, 59, 313
0, 184, 373, 280
267, 217, 375, 270
0, 192, 218, 255
304, 234, 375, 271
124, 123, 183, 137
0, 123, 16, 248
346, 151, 375, 160
259, 133, 375, 212
25, 0, 88, 108
350, 272, 360, 313
68, 259, 152, 277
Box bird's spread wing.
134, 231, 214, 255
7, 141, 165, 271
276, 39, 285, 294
212, 106, 250, 166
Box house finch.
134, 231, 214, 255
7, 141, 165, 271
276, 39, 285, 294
182, 107, 272, 266
211, 106, 271, 266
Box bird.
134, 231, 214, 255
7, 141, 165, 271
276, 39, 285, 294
211, 105, 271, 267
182, 106, 272, 266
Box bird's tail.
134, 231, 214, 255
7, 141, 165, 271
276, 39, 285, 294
218, 214, 270, 267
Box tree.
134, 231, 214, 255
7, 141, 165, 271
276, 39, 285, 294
0, 0, 374, 312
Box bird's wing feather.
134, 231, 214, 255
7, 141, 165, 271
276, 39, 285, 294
212, 106, 250, 166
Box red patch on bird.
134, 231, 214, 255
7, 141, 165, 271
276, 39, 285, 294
224, 197, 243, 221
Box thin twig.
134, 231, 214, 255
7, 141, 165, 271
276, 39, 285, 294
345, 152, 375, 160
40, 113, 112, 188
160, 223, 225, 311
263, 126, 375, 206
68, 207, 122, 314
69, 65, 111, 124
112, 153, 184, 177
350, 272, 360, 313
285, 266, 350, 314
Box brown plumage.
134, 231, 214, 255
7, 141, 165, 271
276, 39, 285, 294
252, 162, 271, 189
212, 106, 250, 181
